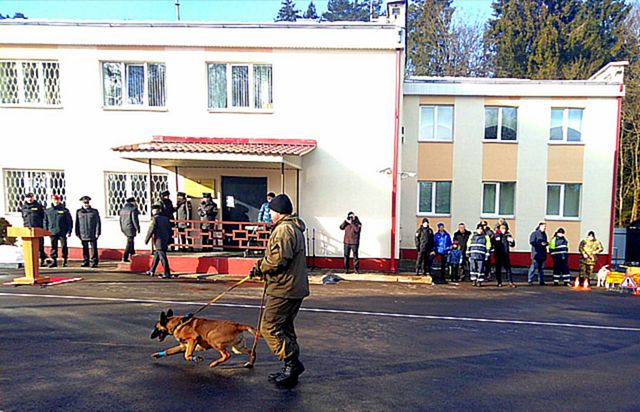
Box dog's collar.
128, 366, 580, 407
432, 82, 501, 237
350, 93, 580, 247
169, 313, 194, 335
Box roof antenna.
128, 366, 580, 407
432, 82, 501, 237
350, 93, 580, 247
175, 0, 181, 21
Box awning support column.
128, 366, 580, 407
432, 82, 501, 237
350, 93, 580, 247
280, 162, 285, 193
148, 159, 153, 213
296, 169, 300, 213
174, 166, 179, 193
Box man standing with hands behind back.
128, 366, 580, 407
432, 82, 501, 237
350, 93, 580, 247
340, 211, 362, 274
44, 194, 73, 268
76, 196, 101, 268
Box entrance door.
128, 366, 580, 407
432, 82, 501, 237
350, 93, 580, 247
221, 176, 267, 222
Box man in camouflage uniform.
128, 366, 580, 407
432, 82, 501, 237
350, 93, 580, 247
250, 194, 308, 388
578, 230, 604, 286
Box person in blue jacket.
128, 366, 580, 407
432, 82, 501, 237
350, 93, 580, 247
258, 192, 275, 223
527, 222, 549, 286
433, 222, 452, 284
447, 241, 463, 282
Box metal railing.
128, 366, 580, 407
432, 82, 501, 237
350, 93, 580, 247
169, 219, 270, 251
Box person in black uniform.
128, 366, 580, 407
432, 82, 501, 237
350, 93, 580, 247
119, 197, 140, 262
75, 196, 101, 268
21, 193, 48, 265
145, 204, 173, 278
415, 218, 435, 276
44, 194, 73, 267
175, 192, 192, 251
159, 190, 175, 219
198, 193, 218, 247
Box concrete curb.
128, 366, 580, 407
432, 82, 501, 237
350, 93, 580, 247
177, 272, 433, 285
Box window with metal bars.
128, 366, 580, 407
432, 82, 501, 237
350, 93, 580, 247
101, 62, 166, 108
207, 63, 273, 110
105, 172, 168, 217
3, 169, 66, 213
0, 61, 61, 106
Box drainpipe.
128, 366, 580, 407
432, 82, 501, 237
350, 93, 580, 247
390, 48, 401, 272
608, 94, 623, 267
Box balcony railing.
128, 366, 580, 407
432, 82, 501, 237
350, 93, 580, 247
169, 219, 270, 251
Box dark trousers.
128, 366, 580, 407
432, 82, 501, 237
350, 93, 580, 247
150, 249, 171, 277
343, 243, 359, 272
448, 264, 460, 281
433, 253, 447, 281
123, 236, 135, 261
416, 250, 433, 274
37, 236, 47, 261
552, 255, 571, 284
81, 239, 98, 265
50, 235, 68, 261
495, 253, 513, 284
261, 296, 303, 361
460, 255, 469, 280
485, 253, 493, 277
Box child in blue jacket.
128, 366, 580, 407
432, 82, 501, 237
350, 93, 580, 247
447, 241, 463, 282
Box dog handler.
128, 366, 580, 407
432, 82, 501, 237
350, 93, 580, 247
250, 193, 309, 387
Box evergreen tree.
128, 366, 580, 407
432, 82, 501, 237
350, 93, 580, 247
322, 0, 382, 22
275, 0, 301, 22
303, 1, 319, 20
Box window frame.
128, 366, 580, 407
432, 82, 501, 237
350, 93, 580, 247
207, 62, 274, 112
549, 107, 584, 143
104, 171, 168, 218
418, 105, 454, 142
416, 180, 452, 216
484, 106, 518, 142
0, 60, 62, 108
3, 168, 66, 214
481, 181, 516, 218
545, 183, 582, 220
100, 61, 167, 110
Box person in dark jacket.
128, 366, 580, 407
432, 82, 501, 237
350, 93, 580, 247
493, 223, 516, 287
249, 194, 308, 387
527, 222, 548, 286
467, 224, 492, 286
481, 220, 495, 280
119, 197, 140, 262
433, 222, 452, 284
75, 196, 101, 268
549, 227, 571, 286
145, 204, 173, 279
198, 193, 218, 247
21, 192, 47, 265
340, 211, 362, 273
453, 222, 471, 281
44, 195, 73, 268
159, 190, 175, 220
415, 218, 435, 276
175, 192, 192, 251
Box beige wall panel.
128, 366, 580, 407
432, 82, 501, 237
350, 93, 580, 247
97, 45, 165, 51
417, 142, 453, 180
484, 98, 520, 106
544, 220, 581, 253
419, 96, 454, 105
549, 98, 587, 108
482, 143, 518, 181
547, 145, 584, 183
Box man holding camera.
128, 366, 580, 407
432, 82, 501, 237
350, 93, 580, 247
340, 211, 362, 274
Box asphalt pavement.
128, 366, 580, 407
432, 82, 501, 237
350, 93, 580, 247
1, 264, 640, 411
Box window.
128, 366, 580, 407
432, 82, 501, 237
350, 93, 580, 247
3, 169, 66, 213
208, 63, 273, 110
105, 172, 168, 217
102, 62, 166, 108
419, 105, 453, 141
484, 106, 517, 141
546, 183, 581, 218
482, 182, 515, 216
550, 108, 583, 142
417, 181, 451, 215
0, 60, 61, 106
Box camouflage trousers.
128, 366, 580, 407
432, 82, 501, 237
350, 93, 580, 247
579, 261, 595, 278
261, 296, 303, 361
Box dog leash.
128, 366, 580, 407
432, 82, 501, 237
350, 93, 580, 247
250, 282, 268, 361
191, 274, 253, 316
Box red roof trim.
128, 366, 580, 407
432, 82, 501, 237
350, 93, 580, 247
153, 135, 317, 146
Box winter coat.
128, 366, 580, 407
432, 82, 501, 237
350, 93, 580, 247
145, 214, 172, 251
175, 199, 192, 229
578, 238, 604, 265
119, 202, 140, 237
453, 229, 471, 254
256, 214, 309, 299
493, 230, 515, 256
467, 232, 491, 260
258, 201, 272, 223
198, 200, 217, 230
160, 198, 175, 220
549, 236, 569, 259
529, 229, 548, 261
447, 248, 463, 265
21, 200, 45, 228
434, 230, 452, 254
75, 207, 101, 241
340, 218, 362, 245
415, 226, 435, 253
44, 204, 73, 236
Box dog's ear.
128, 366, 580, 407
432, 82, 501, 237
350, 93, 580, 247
160, 311, 167, 324
167, 308, 173, 318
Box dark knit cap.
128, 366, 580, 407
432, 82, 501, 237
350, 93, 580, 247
269, 194, 293, 214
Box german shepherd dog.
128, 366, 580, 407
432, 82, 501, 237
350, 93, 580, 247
150, 309, 259, 368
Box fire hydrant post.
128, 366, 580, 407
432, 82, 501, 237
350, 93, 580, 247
7, 227, 51, 285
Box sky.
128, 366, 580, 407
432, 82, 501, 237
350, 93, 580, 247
2, 0, 494, 24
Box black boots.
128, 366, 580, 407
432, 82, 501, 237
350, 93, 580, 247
269, 358, 305, 387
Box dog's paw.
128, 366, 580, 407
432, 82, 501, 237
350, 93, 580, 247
191, 355, 204, 363
243, 362, 254, 369
151, 352, 162, 359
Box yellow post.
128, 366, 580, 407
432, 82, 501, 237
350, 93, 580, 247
7, 227, 51, 285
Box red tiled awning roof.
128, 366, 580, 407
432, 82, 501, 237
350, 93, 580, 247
112, 136, 317, 156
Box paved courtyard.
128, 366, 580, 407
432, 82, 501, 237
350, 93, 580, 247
1, 264, 639, 411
